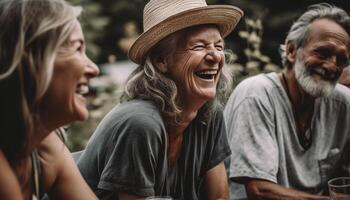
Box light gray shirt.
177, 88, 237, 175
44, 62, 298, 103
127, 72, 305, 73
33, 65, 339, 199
224, 72, 350, 195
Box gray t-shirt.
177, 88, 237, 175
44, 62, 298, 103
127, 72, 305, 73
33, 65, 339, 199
224, 72, 350, 195
78, 100, 231, 200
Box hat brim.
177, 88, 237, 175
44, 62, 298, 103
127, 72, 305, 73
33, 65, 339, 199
128, 5, 243, 64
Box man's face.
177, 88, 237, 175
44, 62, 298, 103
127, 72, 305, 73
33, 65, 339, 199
293, 18, 350, 97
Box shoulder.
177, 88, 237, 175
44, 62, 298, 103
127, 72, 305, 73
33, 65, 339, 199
97, 100, 164, 134
327, 84, 350, 106
233, 72, 279, 97
37, 133, 66, 165
38, 133, 98, 199
0, 151, 22, 199
92, 100, 166, 144
37, 133, 71, 192
117, 100, 164, 132
102, 100, 160, 122
225, 73, 279, 113
208, 110, 224, 125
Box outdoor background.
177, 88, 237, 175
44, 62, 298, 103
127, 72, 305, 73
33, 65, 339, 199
65, 0, 350, 152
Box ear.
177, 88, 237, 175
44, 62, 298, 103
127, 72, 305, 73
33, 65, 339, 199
152, 56, 168, 73
286, 42, 297, 64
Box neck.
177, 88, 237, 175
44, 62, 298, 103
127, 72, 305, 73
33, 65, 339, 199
166, 96, 206, 167
281, 69, 316, 149
168, 109, 198, 139
282, 69, 315, 110
27, 122, 53, 153
167, 95, 204, 138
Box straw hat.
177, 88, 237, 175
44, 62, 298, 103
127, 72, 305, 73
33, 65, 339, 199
128, 0, 243, 64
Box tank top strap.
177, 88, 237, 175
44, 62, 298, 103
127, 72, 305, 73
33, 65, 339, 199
30, 128, 66, 199
31, 149, 42, 200
55, 127, 66, 144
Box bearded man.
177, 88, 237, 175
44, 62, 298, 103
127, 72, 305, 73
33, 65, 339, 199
224, 3, 350, 199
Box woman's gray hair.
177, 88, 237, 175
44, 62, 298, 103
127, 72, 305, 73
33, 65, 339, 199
0, 0, 81, 164
280, 3, 350, 68
122, 25, 233, 126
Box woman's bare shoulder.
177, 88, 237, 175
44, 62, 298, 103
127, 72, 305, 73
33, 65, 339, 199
0, 151, 23, 199
37, 132, 70, 192
38, 132, 67, 160
37, 133, 97, 199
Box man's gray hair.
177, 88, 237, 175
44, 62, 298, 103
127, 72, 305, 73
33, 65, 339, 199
280, 3, 350, 68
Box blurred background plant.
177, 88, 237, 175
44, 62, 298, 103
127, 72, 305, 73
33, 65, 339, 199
65, 0, 349, 151
228, 17, 279, 87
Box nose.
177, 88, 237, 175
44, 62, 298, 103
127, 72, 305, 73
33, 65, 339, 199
205, 49, 222, 64
85, 57, 99, 78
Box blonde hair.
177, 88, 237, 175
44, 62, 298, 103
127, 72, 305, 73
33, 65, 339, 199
0, 0, 81, 164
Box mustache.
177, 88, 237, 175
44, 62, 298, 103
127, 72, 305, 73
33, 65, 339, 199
307, 65, 342, 82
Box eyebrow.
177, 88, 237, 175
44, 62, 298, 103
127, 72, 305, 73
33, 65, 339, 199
215, 39, 225, 45
314, 43, 349, 54
69, 39, 84, 46
189, 38, 224, 45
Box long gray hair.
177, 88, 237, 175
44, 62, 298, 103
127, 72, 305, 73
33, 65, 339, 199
0, 0, 81, 164
122, 25, 233, 126
280, 3, 350, 68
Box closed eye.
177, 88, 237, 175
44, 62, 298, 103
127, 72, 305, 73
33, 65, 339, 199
191, 45, 205, 51
215, 45, 224, 51
77, 44, 85, 53
70, 39, 84, 53
76, 45, 82, 52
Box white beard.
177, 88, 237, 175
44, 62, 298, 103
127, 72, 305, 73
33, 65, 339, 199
294, 50, 337, 97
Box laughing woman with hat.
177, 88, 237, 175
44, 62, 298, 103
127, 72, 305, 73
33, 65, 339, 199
78, 0, 243, 199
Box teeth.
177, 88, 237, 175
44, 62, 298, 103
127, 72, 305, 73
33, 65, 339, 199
312, 67, 339, 81
314, 67, 326, 76
76, 84, 89, 95
195, 70, 218, 80
196, 70, 217, 75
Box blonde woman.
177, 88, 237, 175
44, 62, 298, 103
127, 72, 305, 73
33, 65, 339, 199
0, 0, 99, 199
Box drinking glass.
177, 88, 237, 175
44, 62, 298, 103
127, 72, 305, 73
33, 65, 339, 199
328, 177, 350, 200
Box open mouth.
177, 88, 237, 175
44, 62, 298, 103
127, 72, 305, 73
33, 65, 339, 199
311, 67, 339, 82
195, 70, 218, 80
76, 83, 89, 95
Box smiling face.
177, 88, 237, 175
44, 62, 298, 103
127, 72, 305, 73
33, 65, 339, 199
292, 18, 350, 97
161, 25, 224, 106
40, 20, 99, 128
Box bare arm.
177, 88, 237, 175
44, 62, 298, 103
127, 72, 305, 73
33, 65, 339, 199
39, 133, 97, 200
0, 151, 23, 200
245, 179, 329, 200
203, 162, 229, 200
